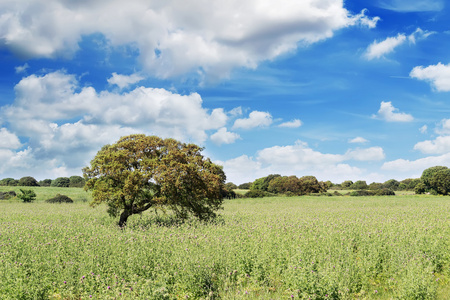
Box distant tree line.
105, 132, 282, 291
224, 165, 450, 198
225, 174, 328, 198
0, 176, 85, 188
331, 178, 421, 191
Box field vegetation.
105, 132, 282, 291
1, 189, 449, 299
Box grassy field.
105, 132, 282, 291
0, 190, 449, 299
0, 186, 92, 202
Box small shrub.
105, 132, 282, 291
244, 190, 274, 198
46, 194, 74, 203
349, 189, 395, 196
17, 189, 36, 202
374, 188, 395, 196
349, 190, 373, 196
38, 179, 52, 187
0, 191, 16, 200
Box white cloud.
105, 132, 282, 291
278, 119, 302, 128
419, 125, 428, 134
373, 101, 414, 122
210, 127, 241, 145
0, 128, 21, 149
365, 28, 433, 60
218, 141, 386, 184
408, 28, 435, 44
414, 136, 450, 154
382, 153, 450, 174
376, 0, 444, 12
435, 119, 450, 135
345, 147, 385, 161
349, 137, 368, 144
215, 155, 262, 184
0, 71, 231, 177
233, 111, 272, 130
228, 107, 243, 117
257, 141, 344, 167
0, 0, 379, 79
107, 72, 144, 89
410, 63, 450, 92
365, 34, 406, 60
15, 63, 29, 74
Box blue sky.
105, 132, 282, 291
1, 0, 450, 184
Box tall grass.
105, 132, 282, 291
0, 194, 449, 299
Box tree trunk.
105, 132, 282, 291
118, 202, 154, 228
118, 209, 132, 228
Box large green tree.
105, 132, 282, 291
83, 134, 226, 227
428, 168, 450, 195
18, 176, 39, 186
421, 166, 448, 191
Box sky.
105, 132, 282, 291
1, 0, 450, 184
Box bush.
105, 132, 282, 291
69, 176, 85, 188
238, 182, 252, 189
19, 176, 39, 186
414, 182, 426, 194
349, 190, 373, 196
383, 179, 400, 191
244, 190, 273, 198
38, 179, 52, 187
17, 189, 36, 202
46, 194, 74, 203
0, 178, 18, 186
51, 177, 70, 187
350, 180, 368, 190
374, 188, 395, 196
349, 189, 395, 196
225, 182, 238, 190
0, 191, 16, 200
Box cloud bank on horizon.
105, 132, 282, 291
1, 0, 450, 184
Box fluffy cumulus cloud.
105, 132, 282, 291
218, 140, 385, 184
233, 111, 273, 130
107, 73, 144, 89
345, 147, 385, 161
365, 28, 433, 60
413, 119, 450, 154
278, 119, 302, 128
0, 0, 379, 79
410, 63, 450, 92
382, 153, 450, 177
435, 119, 450, 135
373, 101, 414, 122
414, 136, 450, 154
0, 71, 230, 177
0, 128, 21, 149
210, 127, 241, 145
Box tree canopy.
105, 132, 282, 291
83, 134, 226, 227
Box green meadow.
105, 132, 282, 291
0, 188, 449, 299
